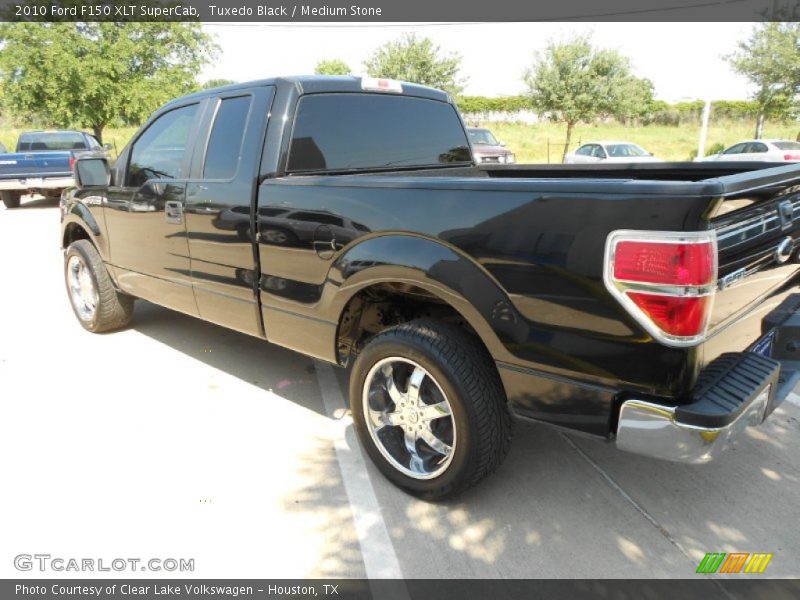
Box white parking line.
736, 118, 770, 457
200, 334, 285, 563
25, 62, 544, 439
314, 360, 406, 582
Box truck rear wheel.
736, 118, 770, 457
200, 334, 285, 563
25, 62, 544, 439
64, 240, 134, 333
1, 191, 21, 209
350, 319, 513, 499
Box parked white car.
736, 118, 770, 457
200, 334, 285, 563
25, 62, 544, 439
564, 141, 661, 164
696, 139, 800, 162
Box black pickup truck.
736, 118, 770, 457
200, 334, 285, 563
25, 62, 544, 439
60, 76, 800, 499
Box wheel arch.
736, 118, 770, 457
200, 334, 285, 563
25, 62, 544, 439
61, 202, 107, 260
327, 234, 527, 367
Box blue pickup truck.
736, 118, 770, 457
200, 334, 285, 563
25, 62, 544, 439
0, 130, 110, 208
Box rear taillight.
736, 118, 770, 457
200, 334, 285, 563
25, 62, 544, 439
69, 156, 76, 171
784, 153, 800, 161
604, 230, 717, 346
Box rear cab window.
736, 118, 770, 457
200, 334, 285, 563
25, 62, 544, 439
287, 93, 471, 174
18, 132, 87, 151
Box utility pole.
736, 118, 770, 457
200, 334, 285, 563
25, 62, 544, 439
697, 99, 711, 159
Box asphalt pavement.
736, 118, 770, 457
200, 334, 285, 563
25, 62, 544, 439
1, 197, 798, 580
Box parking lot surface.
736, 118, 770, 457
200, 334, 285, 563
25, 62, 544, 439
1, 198, 799, 580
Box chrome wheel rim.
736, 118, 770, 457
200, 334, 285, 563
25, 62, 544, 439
67, 255, 98, 322
362, 357, 456, 480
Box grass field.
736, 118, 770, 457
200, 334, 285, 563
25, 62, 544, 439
478, 120, 800, 163
1, 120, 797, 164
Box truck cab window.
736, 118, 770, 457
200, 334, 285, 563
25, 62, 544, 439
127, 104, 198, 188
287, 94, 471, 173
203, 96, 252, 180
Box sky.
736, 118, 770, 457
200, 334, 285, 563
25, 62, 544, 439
199, 22, 757, 102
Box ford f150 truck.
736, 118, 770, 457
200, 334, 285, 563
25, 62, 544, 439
0, 130, 110, 208
60, 76, 800, 499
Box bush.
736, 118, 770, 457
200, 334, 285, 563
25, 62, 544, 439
643, 99, 763, 127
457, 95, 534, 114
687, 141, 727, 161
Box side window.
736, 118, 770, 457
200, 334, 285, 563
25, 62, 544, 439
259, 207, 289, 217
291, 211, 344, 227
592, 145, 607, 158
203, 96, 252, 180
748, 142, 768, 153
724, 143, 745, 155
87, 135, 101, 150
127, 104, 198, 188
576, 145, 590, 156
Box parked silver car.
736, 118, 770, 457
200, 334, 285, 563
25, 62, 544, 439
565, 141, 661, 164
697, 139, 800, 162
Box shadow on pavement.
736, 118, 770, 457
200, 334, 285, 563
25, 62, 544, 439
129, 299, 800, 578
2, 194, 60, 210
132, 301, 327, 417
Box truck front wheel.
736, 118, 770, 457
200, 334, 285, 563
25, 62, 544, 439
64, 240, 134, 333
350, 319, 513, 499
1, 191, 21, 209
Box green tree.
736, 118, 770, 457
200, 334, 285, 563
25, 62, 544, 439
524, 35, 653, 162
726, 22, 800, 139
0, 22, 217, 143
201, 79, 236, 90
315, 59, 351, 76
364, 33, 464, 96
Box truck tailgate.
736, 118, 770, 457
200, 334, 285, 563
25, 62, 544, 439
708, 164, 800, 333
0, 151, 72, 179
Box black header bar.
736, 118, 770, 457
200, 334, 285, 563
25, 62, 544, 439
2, 0, 799, 22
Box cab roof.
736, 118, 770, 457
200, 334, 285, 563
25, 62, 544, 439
165, 75, 451, 109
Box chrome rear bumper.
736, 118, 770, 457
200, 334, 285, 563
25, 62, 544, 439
616, 386, 771, 464
616, 351, 781, 464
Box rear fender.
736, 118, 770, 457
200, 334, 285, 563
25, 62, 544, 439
326, 234, 530, 362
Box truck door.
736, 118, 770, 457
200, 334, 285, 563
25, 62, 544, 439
183, 85, 275, 337
104, 102, 201, 315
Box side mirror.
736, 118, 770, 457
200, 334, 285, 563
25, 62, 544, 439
499, 141, 507, 147
74, 157, 110, 189
102, 143, 114, 151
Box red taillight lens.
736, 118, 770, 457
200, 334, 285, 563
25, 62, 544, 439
614, 241, 714, 286
69, 156, 76, 170
605, 231, 717, 345
784, 153, 800, 161
627, 293, 710, 337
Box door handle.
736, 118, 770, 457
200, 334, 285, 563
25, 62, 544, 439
165, 200, 184, 225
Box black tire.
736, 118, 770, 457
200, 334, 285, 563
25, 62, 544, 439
1, 191, 21, 209
64, 240, 134, 333
350, 319, 513, 500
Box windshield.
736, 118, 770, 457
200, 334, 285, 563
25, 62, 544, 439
468, 130, 499, 145
18, 132, 87, 151
774, 141, 800, 151
606, 143, 649, 157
